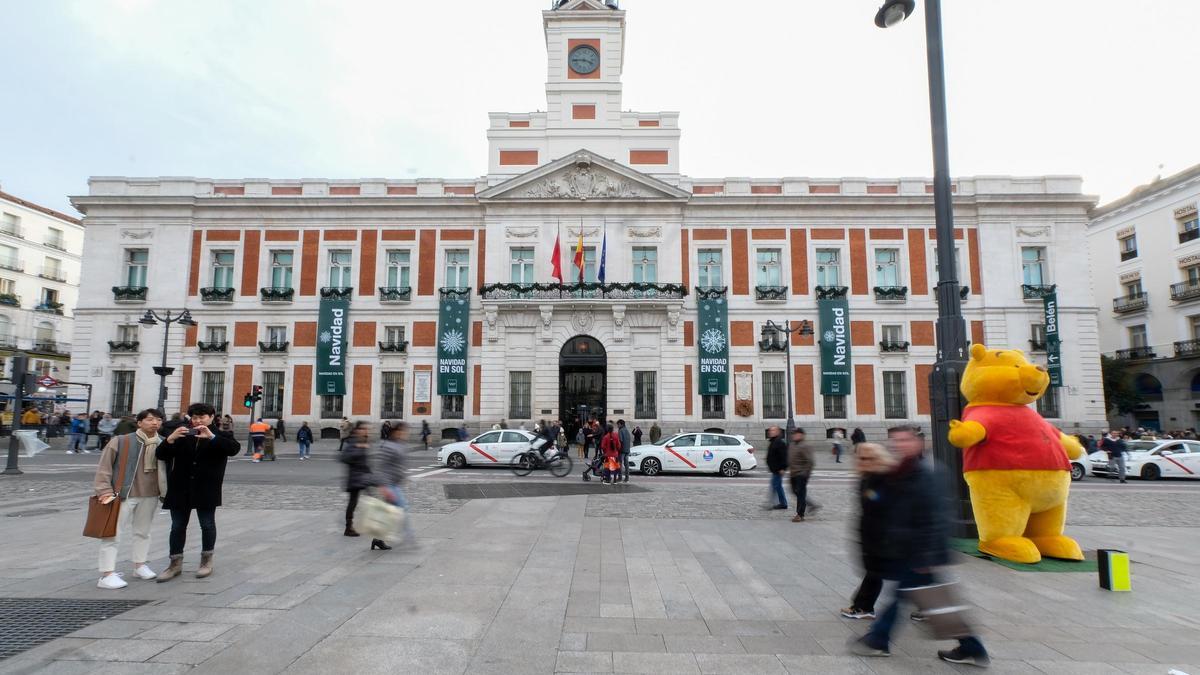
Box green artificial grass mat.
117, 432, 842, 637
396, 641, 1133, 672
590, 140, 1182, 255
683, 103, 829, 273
951, 538, 1100, 573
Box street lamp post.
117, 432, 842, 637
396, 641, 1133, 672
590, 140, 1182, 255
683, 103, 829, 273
139, 309, 197, 414
761, 320, 814, 436
875, 0, 976, 537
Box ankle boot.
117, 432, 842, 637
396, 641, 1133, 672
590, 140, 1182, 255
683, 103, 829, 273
196, 551, 214, 578
344, 526, 360, 537
156, 554, 183, 583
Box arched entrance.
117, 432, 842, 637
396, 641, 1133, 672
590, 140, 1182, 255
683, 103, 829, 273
560, 335, 606, 441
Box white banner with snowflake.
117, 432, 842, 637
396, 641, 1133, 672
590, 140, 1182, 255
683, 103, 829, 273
696, 289, 729, 396
315, 297, 350, 396
437, 290, 470, 396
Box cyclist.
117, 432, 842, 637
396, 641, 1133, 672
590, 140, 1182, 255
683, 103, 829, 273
534, 420, 560, 462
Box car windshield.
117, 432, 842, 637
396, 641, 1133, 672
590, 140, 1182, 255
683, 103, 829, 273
1125, 441, 1159, 453
652, 435, 681, 446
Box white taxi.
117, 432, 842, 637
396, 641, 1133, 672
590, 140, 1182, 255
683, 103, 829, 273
439, 430, 537, 469
1090, 439, 1200, 480
628, 432, 757, 477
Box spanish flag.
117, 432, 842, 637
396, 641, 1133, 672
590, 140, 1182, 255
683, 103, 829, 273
573, 230, 585, 282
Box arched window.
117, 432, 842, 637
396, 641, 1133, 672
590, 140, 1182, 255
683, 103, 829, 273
1133, 373, 1164, 402
1190, 372, 1200, 400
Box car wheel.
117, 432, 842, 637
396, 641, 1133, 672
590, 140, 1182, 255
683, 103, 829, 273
1070, 463, 1084, 482
447, 452, 466, 469
641, 457, 662, 476
1141, 463, 1160, 481
719, 459, 741, 478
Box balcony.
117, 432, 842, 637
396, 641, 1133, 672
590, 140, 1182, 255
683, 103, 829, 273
1175, 339, 1200, 358
39, 267, 67, 283
379, 340, 409, 353
879, 340, 910, 353
1113, 293, 1149, 313
480, 282, 687, 302
379, 286, 413, 303
1120, 248, 1138, 262
1029, 339, 1048, 353
754, 285, 788, 302
112, 286, 148, 302
34, 302, 64, 315
0, 225, 25, 240
873, 286, 908, 302
1022, 283, 1057, 300
258, 341, 290, 353
1171, 280, 1200, 303
260, 287, 294, 302
108, 340, 139, 353
815, 285, 849, 300
0, 294, 18, 307
0, 256, 24, 272
32, 340, 66, 355
1180, 228, 1200, 244
200, 286, 235, 303
1114, 346, 1156, 360
44, 237, 67, 251
0, 336, 17, 350
320, 286, 354, 300
197, 340, 229, 353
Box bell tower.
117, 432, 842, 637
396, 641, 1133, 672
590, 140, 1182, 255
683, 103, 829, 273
543, 0, 626, 127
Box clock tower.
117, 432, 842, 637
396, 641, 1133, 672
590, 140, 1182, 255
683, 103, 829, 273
486, 0, 681, 184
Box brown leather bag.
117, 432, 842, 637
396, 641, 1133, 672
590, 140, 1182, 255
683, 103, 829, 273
83, 436, 131, 539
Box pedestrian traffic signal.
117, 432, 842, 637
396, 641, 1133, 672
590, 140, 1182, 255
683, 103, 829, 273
243, 393, 254, 409
252, 385, 263, 403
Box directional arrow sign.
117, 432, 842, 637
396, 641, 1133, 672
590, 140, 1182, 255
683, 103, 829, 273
36, 376, 60, 388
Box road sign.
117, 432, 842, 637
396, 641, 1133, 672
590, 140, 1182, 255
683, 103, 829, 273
36, 376, 59, 388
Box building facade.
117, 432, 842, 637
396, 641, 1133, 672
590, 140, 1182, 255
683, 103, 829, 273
1088, 163, 1200, 431
0, 186, 83, 380
69, 0, 1106, 439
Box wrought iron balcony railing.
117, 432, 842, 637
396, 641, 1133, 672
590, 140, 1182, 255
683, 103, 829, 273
320, 286, 354, 299
34, 302, 64, 315
1175, 339, 1200, 358
200, 286, 235, 302
260, 287, 295, 302
815, 285, 849, 300
0, 337, 17, 350
873, 286, 908, 302
1120, 248, 1138, 262
39, 268, 67, 282
379, 340, 409, 353
1022, 283, 1057, 300
379, 286, 413, 302
754, 285, 788, 301
1113, 293, 1149, 313
32, 340, 65, 354
0, 226, 24, 240
1179, 228, 1200, 244
1171, 280, 1200, 303
1114, 346, 1156, 360
258, 341, 290, 353
108, 340, 139, 353
879, 340, 910, 353
197, 341, 229, 353
480, 282, 687, 301
112, 286, 147, 302
0, 294, 18, 307
694, 286, 727, 300
44, 238, 67, 251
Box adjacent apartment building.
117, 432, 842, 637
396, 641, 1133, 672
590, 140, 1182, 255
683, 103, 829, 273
1088, 163, 1200, 431
68, 0, 1107, 440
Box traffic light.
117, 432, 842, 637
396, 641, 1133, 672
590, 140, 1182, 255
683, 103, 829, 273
252, 385, 263, 403
243, 393, 253, 409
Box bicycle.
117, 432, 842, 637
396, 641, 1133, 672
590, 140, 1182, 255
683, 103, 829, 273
510, 443, 574, 478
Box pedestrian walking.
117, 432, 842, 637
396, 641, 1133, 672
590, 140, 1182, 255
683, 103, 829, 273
600, 422, 621, 485
849, 426, 990, 666
93, 408, 165, 589
420, 420, 431, 450
631, 424, 643, 447
274, 417, 287, 442
1100, 429, 1128, 483
296, 421, 313, 460
380, 420, 393, 440
850, 427, 866, 446
338, 416, 353, 451
97, 412, 117, 451
220, 414, 234, 434
114, 414, 137, 436
340, 422, 373, 537
155, 402, 242, 582
372, 422, 417, 550
249, 418, 270, 462
88, 410, 103, 448
649, 422, 662, 444
764, 426, 788, 510
68, 413, 89, 454
787, 427, 819, 522
617, 419, 632, 483
832, 430, 846, 463
841, 442, 897, 620
457, 423, 468, 442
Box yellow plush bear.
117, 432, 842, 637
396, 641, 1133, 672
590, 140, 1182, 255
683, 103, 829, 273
948, 343, 1085, 564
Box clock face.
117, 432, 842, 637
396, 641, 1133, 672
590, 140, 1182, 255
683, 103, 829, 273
569, 45, 600, 75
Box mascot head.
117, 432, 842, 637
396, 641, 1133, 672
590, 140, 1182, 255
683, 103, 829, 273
960, 343, 1049, 406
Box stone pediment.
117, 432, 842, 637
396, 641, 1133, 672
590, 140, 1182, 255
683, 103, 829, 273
554, 0, 616, 11
478, 150, 690, 202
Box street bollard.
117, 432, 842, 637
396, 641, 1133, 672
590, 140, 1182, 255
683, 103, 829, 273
1097, 549, 1131, 592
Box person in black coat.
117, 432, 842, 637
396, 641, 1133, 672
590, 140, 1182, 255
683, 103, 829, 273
841, 442, 896, 619
764, 426, 788, 510
340, 422, 373, 537
850, 427, 867, 446
155, 403, 241, 582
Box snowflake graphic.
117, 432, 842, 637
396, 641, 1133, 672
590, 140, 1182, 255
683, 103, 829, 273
440, 329, 466, 354
823, 330, 835, 343
319, 331, 332, 344
700, 328, 726, 353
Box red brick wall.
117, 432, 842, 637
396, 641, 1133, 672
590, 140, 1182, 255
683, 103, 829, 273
234, 322, 257, 347
471, 321, 482, 347
292, 365, 312, 416
811, 228, 844, 240
908, 228, 928, 295
684, 366, 693, 416
412, 321, 436, 347
324, 230, 357, 242
630, 150, 668, 165
300, 230, 319, 296
359, 229, 377, 296
476, 230, 487, 291
184, 324, 198, 347
971, 320, 985, 346
680, 230, 690, 288
187, 231, 202, 297
241, 231, 262, 297
731, 229, 749, 295
206, 230, 240, 241
499, 150, 538, 165
352, 321, 375, 348
294, 322, 317, 347
472, 365, 482, 416
691, 229, 727, 241
381, 230, 416, 241
418, 231, 436, 296
730, 321, 755, 347
850, 229, 868, 295
265, 230, 299, 241
916, 364, 933, 415
968, 229, 983, 293
683, 321, 694, 347
911, 321, 935, 346
352, 364, 372, 416
855, 365, 876, 415
572, 104, 596, 120
851, 321, 874, 347
790, 229, 808, 295
179, 365, 193, 413
232, 365, 253, 417
794, 364, 815, 416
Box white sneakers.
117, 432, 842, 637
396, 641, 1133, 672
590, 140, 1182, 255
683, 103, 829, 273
97, 573, 127, 590
133, 564, 157, 580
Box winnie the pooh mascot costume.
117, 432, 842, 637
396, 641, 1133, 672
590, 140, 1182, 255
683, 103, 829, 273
948, 344, 1085, 564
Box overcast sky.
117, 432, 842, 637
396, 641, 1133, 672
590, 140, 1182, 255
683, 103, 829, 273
2, 0, 1198, 216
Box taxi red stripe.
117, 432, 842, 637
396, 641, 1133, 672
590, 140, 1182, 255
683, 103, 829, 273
666, 447, 696, 468
470, 443, 497, 462
1161, 455, 1194, 475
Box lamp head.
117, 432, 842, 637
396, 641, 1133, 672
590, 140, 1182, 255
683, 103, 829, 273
874, 0, 915, 28
138, 311, 157, 327
799, 320, 815, 337
178, 310, 197, 327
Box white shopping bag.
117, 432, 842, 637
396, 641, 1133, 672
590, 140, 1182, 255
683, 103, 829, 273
356, 495, 405, 540
15, 430, 49, 457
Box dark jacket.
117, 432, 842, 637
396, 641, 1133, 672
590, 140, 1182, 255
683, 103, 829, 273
296, 426, 313, 443
850, 428, 866, 445
1100, 436, 1127, 457
618, 426, 632, 455
859, 457, 950, 576
156, 425, 242, 510
766, 435, 788, 473
376, 440, 408, 487
340, 440, 374, 491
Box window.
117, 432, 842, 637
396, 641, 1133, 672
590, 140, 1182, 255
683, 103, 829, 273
270, 250, 294, 288
815, 249, 840, 286
0, 213, 18, 235
206, 325, 227, 343
1031, 323, 1047, 349
883, 371, 907, 419
262, 371, 285, 417
1021, 247, 1047, 286
1128, 324, 1148, 349
125, 249, 148, 287
0, 315, 10, 343
1036, 386, 1061, 418
698, 249, 723, 288
510, 248, 534, 283
266, 325, 287, 345
756, 249, 782, 287
381, 372, 405, 418
932, 246, 962, 283
386, 250, 411, 288
581, 247, 598, 282
40, 288, 58, 306
445, 250, 470, 288
1119, 234, 1138, 261
328, 250, 353, 287
320, 395, 344, 418
874, 249, 900, 286
43, 257, 63, 280
762, 371, 786, 418
34, 321, 54, 343
0, 278, 13, 295
509, 371, 532, 419
211, 250, 235, 288
384, 325, 406, 344
1186, 264, 1200, 286
46, 227, 64, 249
442, 395, 465, 419
110, 371, 135, 416
824, 395, 847, 419
0, 244, 18, 270
881, 324, 904, 343
201, 371, 225, 414
1124, 280, 1144, 298
1182, 218, 1200, 243
116, 324, 138, 342
1191, 315, 1200, 340
635, 371, 657, 418
632, 247, 657, 283
702, 394, 725, 419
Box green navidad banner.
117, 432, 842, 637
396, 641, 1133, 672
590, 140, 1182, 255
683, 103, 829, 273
437, 291, 470, 396
818, 297, 851, 395
696, 290, 729, 395
1043, 291, 1063, 387
316, 297, 349, 396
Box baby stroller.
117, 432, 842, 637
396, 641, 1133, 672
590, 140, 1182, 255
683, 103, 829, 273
581, 452, 606, 481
